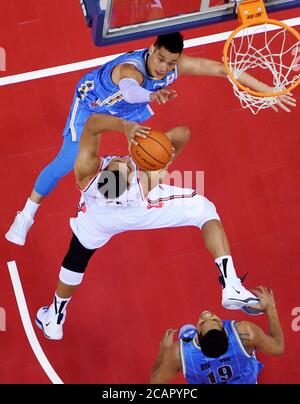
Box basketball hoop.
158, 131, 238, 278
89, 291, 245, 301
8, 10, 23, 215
223, 0, 300, 114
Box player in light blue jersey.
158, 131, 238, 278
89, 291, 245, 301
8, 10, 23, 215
151, 286, 284, 384
6, 33, 296, 245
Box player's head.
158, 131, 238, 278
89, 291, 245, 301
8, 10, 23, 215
196, 311, 228, 358
97, 158, 134, 200
154, 32, 184, 54
148, 32, 184, 79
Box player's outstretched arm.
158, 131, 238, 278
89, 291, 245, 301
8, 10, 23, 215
114, 63, 177, 105
178, 55, 296, 112
150, 329, 181, 384
74, 114, 150, 187
239, 286, 284, 356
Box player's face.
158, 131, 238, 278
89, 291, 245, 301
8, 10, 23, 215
147, 46, 181, 79
196, 311, 223, 336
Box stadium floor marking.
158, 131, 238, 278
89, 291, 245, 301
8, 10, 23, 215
7, 260, 64, 384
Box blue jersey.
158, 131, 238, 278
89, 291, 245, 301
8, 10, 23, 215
179, 320, 264, 384
63, 49, 178, 140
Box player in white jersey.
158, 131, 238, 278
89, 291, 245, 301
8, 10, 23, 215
35, 113, 262, 340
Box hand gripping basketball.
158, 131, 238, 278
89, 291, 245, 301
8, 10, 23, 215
124, 123, 151, 146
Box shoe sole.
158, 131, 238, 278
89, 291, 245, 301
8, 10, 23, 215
240, 305, 263, 316
35, 317, 63, 341
223, 298, 263, 315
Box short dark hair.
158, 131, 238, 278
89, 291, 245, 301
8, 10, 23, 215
198, 329, 229, 358
97, 169, 127, 199
154, 32, 184, 54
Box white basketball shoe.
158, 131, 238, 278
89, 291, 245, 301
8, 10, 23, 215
35, 306, 65, 340
5, 212, 34, 246
220, 276, 263, 315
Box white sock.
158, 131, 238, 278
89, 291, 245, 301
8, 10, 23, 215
215, 255, 239, 285
22, 198, 40, 219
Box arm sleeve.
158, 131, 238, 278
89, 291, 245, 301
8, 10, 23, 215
119, 78, 152, 104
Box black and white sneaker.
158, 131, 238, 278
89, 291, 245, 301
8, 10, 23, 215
35, 306, 64, 340
220, 276, 262, 315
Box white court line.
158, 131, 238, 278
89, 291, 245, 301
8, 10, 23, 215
0, 16, 299, 87
7, 261, 64, 385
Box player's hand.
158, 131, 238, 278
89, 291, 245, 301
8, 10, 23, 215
248, 286, 277, 314
169, 146, 176, 164
162, 147, 176, 171
150, 89, 177, 105
159, 329, 177, 351
271, 92, 297, 112
123, 121, 151, 147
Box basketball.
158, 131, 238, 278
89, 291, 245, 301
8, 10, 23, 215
130, 129, 173, 171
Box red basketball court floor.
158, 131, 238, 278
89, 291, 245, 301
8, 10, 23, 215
0, 0, 299, 384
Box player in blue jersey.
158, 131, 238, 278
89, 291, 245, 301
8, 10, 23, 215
6, 32, 296, 245
151, 286, 284, 384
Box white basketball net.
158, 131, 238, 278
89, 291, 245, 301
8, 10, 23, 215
226, 23, 300, 114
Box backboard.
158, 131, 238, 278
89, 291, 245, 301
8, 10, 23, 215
80, 0, 300, 46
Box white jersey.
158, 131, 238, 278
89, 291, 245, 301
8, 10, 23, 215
70, 155, 220, 250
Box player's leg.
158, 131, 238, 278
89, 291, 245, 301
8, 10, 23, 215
35, 234, 97, 340
5, 94, 91, 245
201, 219, 230, 257
124, 185, 261, 314
5, 134, 79, 246
201, 220, 261, 314
31, 95, 89, 200
35, 206, 115, 340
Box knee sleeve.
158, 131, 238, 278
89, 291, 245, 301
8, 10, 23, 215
59, 266, 85, 286
62, 234, 97, 274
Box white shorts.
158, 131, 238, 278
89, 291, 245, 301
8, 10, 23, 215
70, 185, 220, 250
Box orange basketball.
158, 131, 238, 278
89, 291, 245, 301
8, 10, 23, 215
130, 129, 173, 171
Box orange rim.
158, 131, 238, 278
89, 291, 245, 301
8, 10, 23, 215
223, 18, 300, 98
